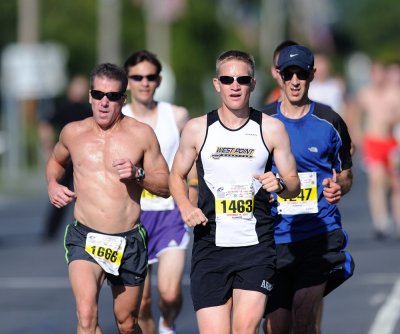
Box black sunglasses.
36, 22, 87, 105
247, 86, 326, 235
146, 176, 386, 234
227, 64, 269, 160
219, 76, 253, 85
90, 90, 125, 102
280, 69, 310, 81
128, 74, 159, 82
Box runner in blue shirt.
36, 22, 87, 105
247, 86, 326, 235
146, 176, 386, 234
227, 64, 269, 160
262, 45, 355, 334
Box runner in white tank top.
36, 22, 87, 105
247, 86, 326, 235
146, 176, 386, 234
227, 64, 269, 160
169, 50, 300, 333
123, 50, 195, 334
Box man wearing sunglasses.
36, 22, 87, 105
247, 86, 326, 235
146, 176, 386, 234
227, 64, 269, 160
122, 50, 194, 334
169, 50, 300, 333
262, 45, 354, 334
264, 40, 298, 104
46, 62, 170, 334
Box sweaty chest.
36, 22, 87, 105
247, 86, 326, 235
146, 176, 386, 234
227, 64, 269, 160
70, 135, 139, 173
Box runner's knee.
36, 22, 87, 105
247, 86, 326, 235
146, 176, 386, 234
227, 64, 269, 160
76, 302, 98, 331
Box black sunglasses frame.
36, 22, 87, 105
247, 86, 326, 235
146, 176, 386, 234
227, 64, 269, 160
90, 90, 125, 102
218, 76, 253, 85
280, 69, 310, 81
128, 74, 159, 82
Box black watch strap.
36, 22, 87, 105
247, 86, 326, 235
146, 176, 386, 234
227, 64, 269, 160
276, 177, 286, 195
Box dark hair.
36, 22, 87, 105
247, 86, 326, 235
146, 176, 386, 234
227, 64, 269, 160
273, 40, 298, 67
90, 63, 128, 92
123, 50, 162, 75
216, 50, 255, 76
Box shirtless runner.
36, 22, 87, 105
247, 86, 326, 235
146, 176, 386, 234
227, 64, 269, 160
350, 61, 400, 238
46, 63, 169, 334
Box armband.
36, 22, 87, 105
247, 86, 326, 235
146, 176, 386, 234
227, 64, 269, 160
276, 178, 286, 195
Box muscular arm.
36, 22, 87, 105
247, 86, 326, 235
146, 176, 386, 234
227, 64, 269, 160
138, 126, 170, 198
262, 115, 300, 199
46, 127, 76, 208
170, 118, 207, 227
187, 163, 199, 207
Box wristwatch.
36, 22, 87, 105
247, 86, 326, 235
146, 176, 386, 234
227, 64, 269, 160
134, 167, 145, 181
276, 177, 286, 195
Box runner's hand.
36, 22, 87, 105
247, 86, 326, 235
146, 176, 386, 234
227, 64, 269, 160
322, 169, 341, 204
255, 171, 282, 193
48, 182, 76, 208
180, 203, 208, 227
113, 158, 136, 180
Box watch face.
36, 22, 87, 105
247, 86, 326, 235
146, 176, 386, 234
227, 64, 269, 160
136, 168, 145, 180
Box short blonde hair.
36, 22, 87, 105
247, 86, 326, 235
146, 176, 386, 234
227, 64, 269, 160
216, 50, 255, 77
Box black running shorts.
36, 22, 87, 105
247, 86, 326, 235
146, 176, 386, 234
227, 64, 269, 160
64, 221, 148, 286
191, 238, 276, 311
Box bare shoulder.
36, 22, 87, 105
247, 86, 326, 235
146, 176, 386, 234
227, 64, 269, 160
171, 104, 189, 118
183, 114, 207, 133
261, 113, 285, 134
181, 115, 207, 148
122, 115, 156, 137
260, 113, 287, 151
171, 104, 189, 131
60, 117, 93, 142
356, 85, 374, 105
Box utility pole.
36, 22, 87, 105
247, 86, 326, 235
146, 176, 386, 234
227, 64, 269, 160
18, 0, 38, 43
259, 0, 287, 71
1, 0, 39, 181
97, 0, 121, 64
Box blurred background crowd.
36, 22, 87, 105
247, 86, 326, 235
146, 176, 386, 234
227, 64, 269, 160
0, 0, 399, 222
0, 2, 400, 333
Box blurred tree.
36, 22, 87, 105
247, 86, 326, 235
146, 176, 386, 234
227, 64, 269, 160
0, 2, 17, 48
121, 0, 146, 60
1, 0, 399, 117
40, 1, 96, 75
172, 1, 224, 116
335, 0, 400, 62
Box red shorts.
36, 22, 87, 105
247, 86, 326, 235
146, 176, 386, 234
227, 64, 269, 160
362, 136, 397, 170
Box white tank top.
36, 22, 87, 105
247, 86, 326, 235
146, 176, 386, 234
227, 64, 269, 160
122, 102, 179, 211
197, 109, 273, 246
122, 102, 179, 169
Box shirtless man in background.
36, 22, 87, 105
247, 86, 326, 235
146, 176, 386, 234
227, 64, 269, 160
350, 61, 400, 239
46, 63, 170, 333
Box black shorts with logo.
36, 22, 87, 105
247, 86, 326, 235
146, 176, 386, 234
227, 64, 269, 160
265, 228, 355, 314
64, 220, 148, 286
191, 238, 276, 311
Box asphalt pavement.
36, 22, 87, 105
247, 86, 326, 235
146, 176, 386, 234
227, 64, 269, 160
1, 158, 400, 333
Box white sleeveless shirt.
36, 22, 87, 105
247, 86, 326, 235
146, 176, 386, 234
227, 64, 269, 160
122, 102, 179, 210
197, 109, 273, 246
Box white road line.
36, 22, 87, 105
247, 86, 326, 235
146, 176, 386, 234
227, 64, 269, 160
368, 278, 400, 334
0, 272, 398, 289
0, 274, 191, 289
0, 277, 70, 289
359, 273, 400, 285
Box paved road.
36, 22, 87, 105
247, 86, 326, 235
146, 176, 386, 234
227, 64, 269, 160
1, 159, 400, 333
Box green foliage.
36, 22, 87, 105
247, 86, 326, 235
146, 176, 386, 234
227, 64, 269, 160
172, 1, 223, 116
121, 0, 146, 59
335, 0, 400, 62
0, 1, 17, 47
40, 0, 96, 75
1, 0, 399, 114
